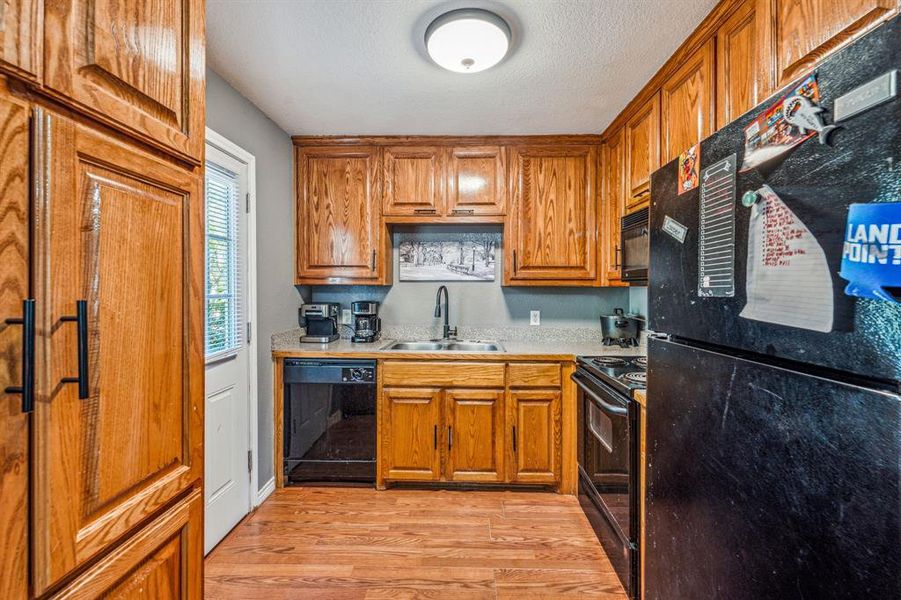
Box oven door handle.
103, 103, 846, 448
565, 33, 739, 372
571, 372, 628, 416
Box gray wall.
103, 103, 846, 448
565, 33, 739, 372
206, 68, 300, 491
629, 286, 648, 320
311, 226, 631, 329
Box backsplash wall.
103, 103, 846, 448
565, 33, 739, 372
307, 226, 630, 330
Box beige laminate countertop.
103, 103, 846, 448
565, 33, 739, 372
271, 337, 645, 361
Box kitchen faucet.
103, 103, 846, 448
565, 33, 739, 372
434, 285, 457, 340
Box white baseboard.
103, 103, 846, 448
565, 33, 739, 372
255, 477, 275, 507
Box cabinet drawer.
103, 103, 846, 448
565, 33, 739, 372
52, 488, 203, 600
382, 361, 505, 387
507, 363, 561, 388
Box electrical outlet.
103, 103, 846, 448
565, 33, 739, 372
341, 308, 352, 325
530, 310, 540, 326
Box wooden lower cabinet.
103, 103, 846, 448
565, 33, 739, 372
445, 389, 505, 483
380, 387, 443, 481
52, 489, 203, 600
507, 390, 562, 485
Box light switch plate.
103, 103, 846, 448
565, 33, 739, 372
530, 310, 540, 326
341, 308, 352, 325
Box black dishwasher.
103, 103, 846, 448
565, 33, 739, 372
283, 359, 376, 484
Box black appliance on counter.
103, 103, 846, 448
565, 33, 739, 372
351, 301, 381, 343
574, 354, 646, 599
620, 206, 649, 284
646, 18, 900, 600
283, 359, 376, 483
600, 308, 643, 347
298, 303, 341, 343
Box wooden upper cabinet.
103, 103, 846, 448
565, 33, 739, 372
446, 145, 506, 217
380, 388, 442, 482
507, 390, 561, 485
445, 389, 505, 483
296, 146, 389, 285
660, 39, 715, 164
0, 0, 42, 80
717, 0, 772, 129
30, 109, 203, 594
383, 145, 446, 217
761, 0, 897, 86
601, 129, 627, 285
624, 93, 660, 211
504, 145, 598, 285
42, 0, 205, 163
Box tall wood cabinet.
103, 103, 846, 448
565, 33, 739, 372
717, 0, 770, 128
601, 129, 627, 285
660, 39, 715, 163
624, 94, 660, 213
0, 0, 206, 596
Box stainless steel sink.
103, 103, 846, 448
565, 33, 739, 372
384, 340, 504, 352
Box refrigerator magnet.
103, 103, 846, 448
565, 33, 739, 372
662, 215, 688, 243
678, 144, 700, 195
840, 202, 901, 303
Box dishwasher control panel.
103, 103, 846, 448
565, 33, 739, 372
341, 367, 375, 382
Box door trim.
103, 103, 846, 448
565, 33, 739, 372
204, 127, 261, 508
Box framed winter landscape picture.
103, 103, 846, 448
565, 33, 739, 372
398, 232, 498, 281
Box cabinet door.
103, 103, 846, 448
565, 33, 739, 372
762, 0, 896, 86
380, 388, 442, 481
296, 146, 386, 284
42, 0, 205, 162
53, 489, 203, 600
0, 80, 30, 600
717, 0, 771, 129
0, 0, 41, 80
601, 129, 627, 285
445, 389, 505, 483
505, 145, 598, 285
30, 109, 203, 593
624, 93, 660, 210
660, 39, 715, 164
446, 146, 506, 217
383, 146, 445, 217
507, 390, 561, 484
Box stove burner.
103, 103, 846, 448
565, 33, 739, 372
592, 357, 628, 367
621, 372, 647, 385
632, 357, 647, 368
603, 336, 639, 348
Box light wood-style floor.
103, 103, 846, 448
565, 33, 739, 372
205, 486, 627, 599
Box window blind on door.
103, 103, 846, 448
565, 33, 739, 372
204, 160, 244, 358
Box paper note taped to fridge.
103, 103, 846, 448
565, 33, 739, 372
739, 185, 834, 332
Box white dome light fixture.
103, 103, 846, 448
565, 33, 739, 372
425, 8, 511, 74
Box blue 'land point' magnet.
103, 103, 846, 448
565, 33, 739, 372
839, 202, 901, 303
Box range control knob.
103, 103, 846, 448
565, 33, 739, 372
350, 368, 364, 381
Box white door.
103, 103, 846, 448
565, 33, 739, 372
204, 136, 254, 554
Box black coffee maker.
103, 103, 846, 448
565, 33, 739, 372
351, 301, 381, 343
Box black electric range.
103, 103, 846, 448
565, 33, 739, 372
573, 352, 645, 599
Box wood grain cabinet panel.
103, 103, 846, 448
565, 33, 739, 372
717, 0, 772, 129
445, 389, 505, 483
383, 145, 445, 217
381, 388, 442, 482
30, 109, 204, 594
446, 145, 506, 217
52, 489, 203, 600
505, 145, 598, 285
660, 39, 715, 164
296, 145, 389, 284
42, 0, 205, 162
601, 129, 627, 285
0, 79, 30, 600
762, 0, 897, 86
0, 0, 42, 80
624, 93, 660, 211
507, 390, 561, 484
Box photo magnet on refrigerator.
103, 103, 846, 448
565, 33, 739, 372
840, 202, 901, 303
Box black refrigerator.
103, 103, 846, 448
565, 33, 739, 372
646, 16, 900, 600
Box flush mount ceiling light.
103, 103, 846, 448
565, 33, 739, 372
425, 8, 511, 73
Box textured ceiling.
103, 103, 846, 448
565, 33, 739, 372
206, 0, 718, 136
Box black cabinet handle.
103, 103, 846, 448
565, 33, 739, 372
451, 209, 474, 215
512, 250, 517, 273
448, 425, 453, 450
414, 208, 437, 214
4, 299, 35, 413
60, 300, 89, 399
512, 425, 517, 453
433, 424, 438, 450
613, 245, 621, 269
371, 250, 376, 271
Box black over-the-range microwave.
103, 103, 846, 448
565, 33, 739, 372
620, 206, 649, 284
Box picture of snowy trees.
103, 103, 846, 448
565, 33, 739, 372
398, 233, 498, 281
